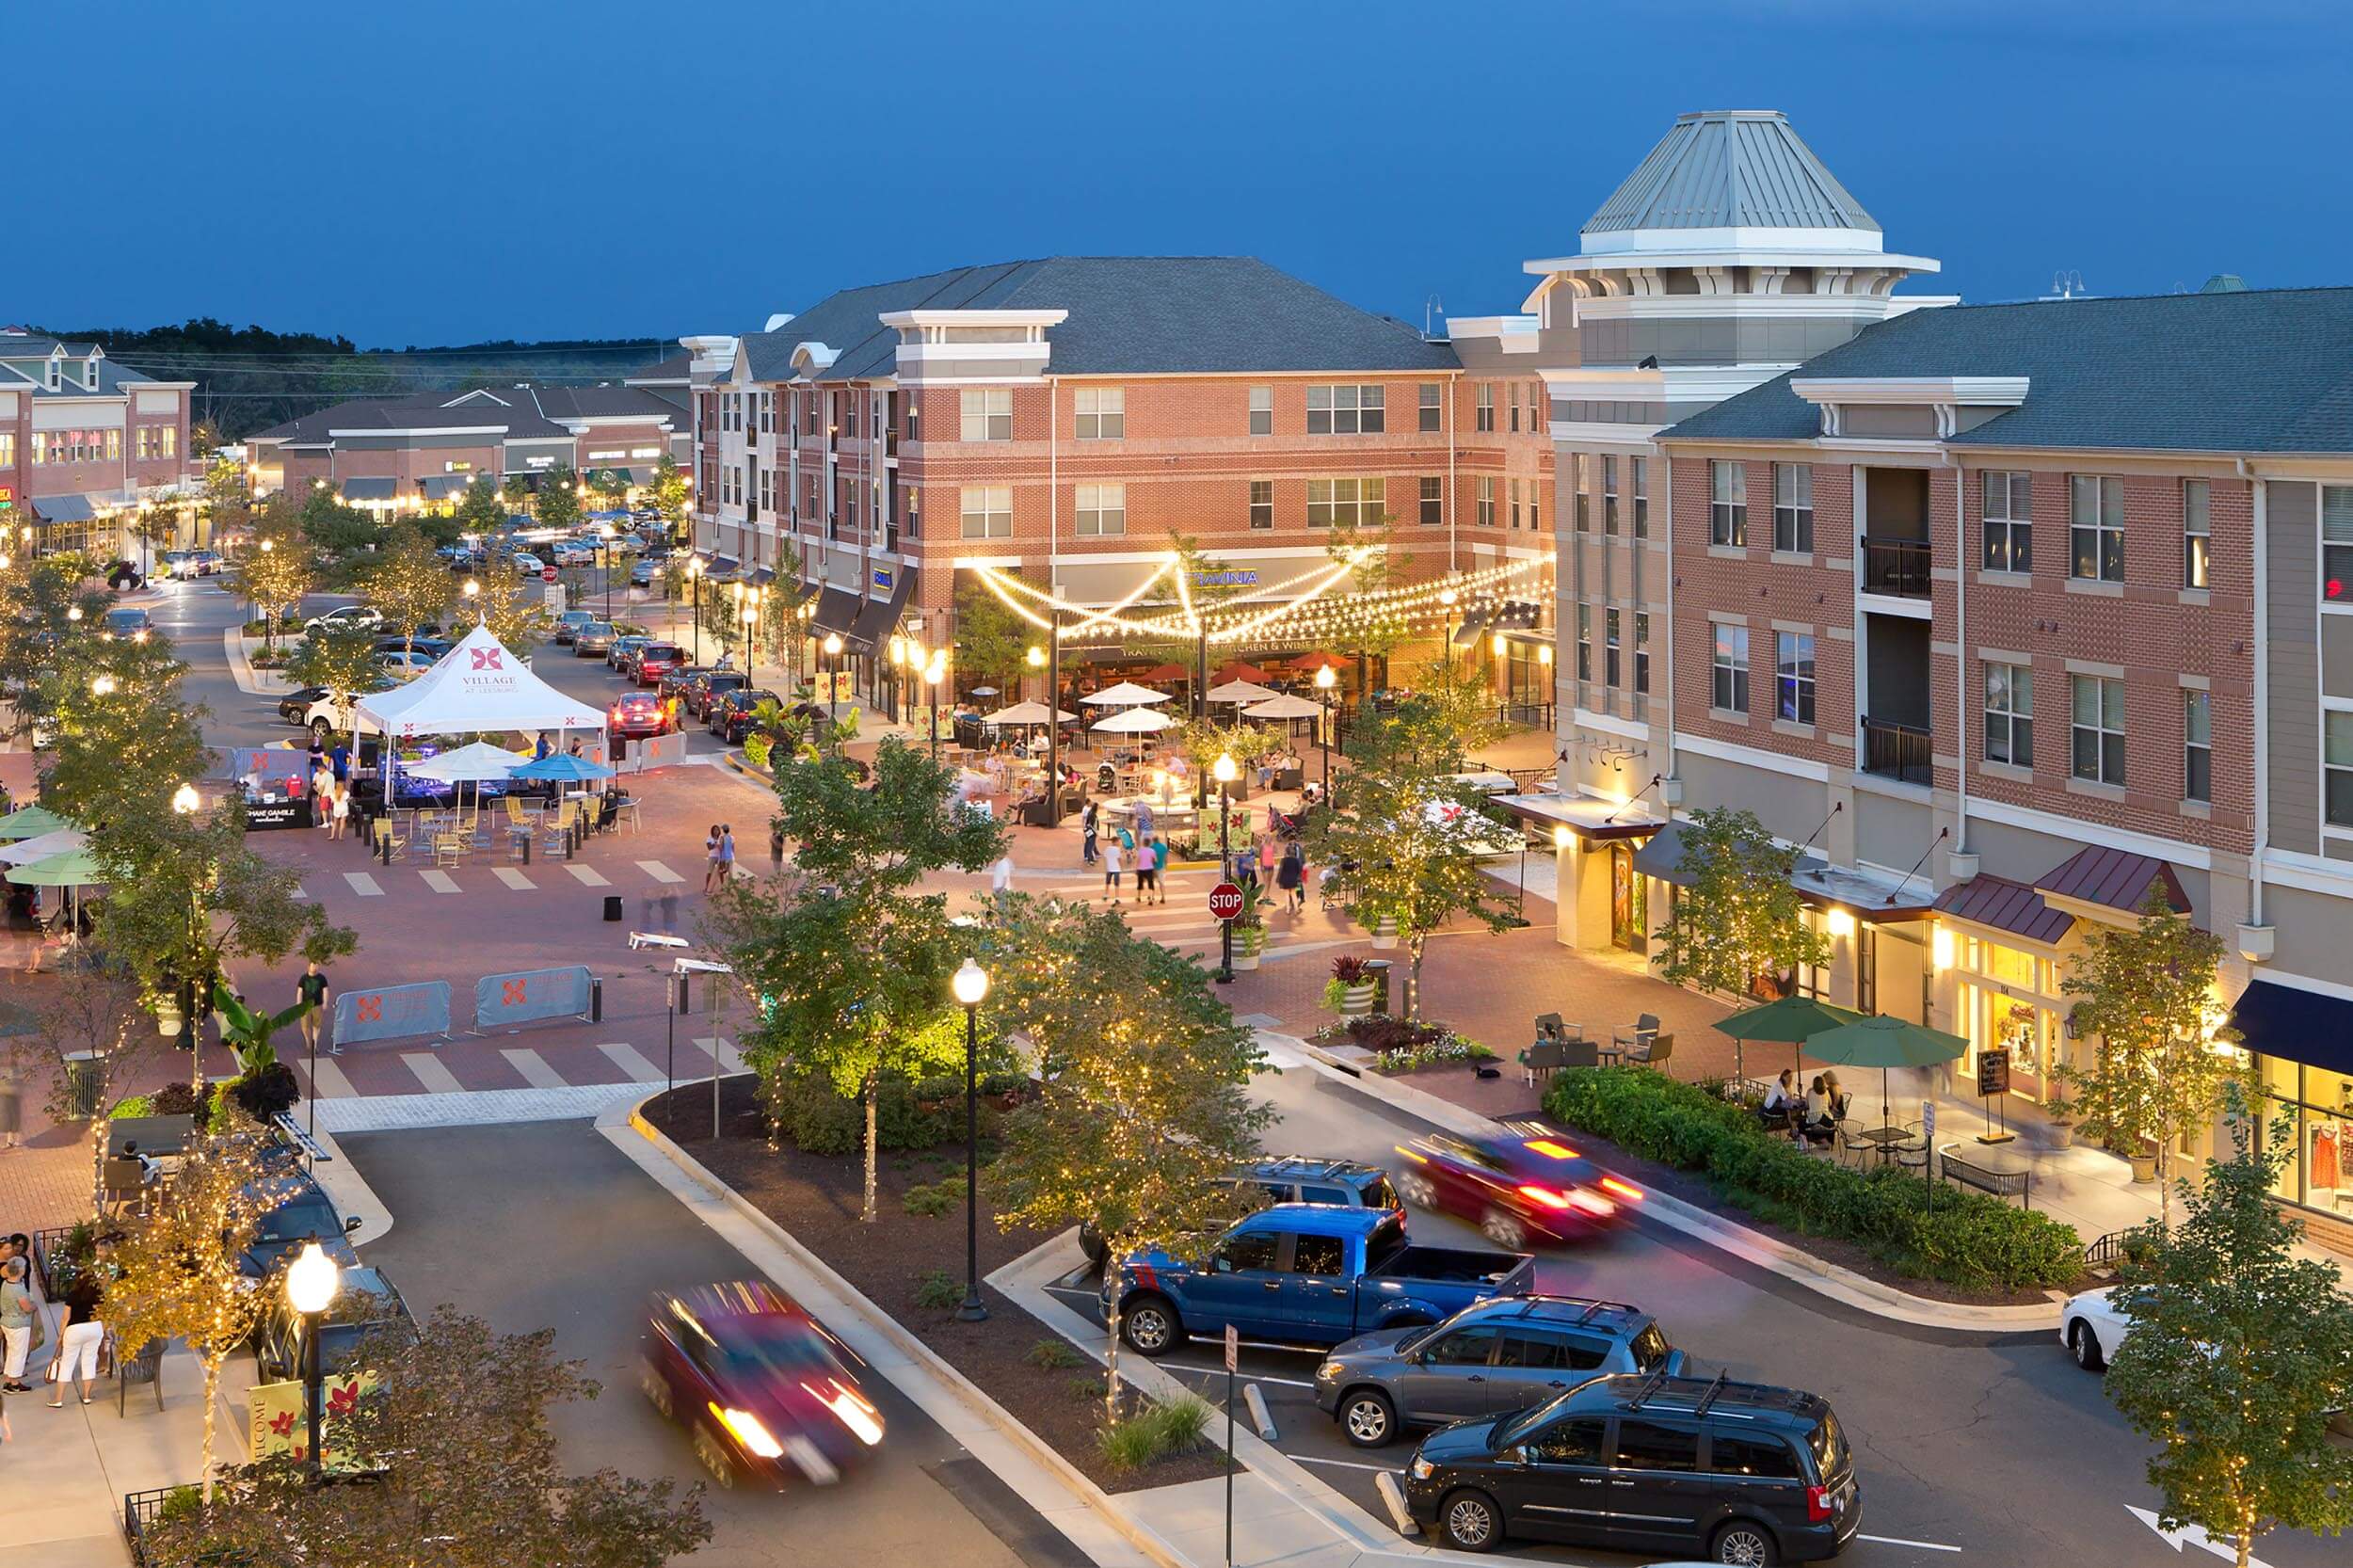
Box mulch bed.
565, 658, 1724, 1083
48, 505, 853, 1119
644, 1076, 1229, 1493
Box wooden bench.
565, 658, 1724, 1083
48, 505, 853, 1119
1938, 1144, 2032, 1207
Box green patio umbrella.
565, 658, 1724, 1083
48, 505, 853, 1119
1711, 995, 1866, 1086
0, 805, 73, 842
1801, 1014, 1969, 1130
6, 846, 107, 949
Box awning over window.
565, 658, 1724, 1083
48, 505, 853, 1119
706, 556, 741, 583
417, 474, 472, 500
2227, 979, 2353, 1077
1495, 792, 1661, 843
848, 569, 914, 653
747, 567, 776, 587
339, 477, 398, 502
31, 493, 98, 522
1932, 873, 2073, 945
809, 585, 863, 637
2036, 845, 2189, 919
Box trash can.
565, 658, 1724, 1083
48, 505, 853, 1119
1361, 959, 1392, 1017
61, 1050, 104, 1119
602, 894, 624, 922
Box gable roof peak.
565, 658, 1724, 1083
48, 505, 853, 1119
1584, 108, 1880, 239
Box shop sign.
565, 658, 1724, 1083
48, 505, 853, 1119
1191, 569, 1258, 587
872, 568, 894, 591
0, 486, 12, 511
1976, 1048, 2011, 1098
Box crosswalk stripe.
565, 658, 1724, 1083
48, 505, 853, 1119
696, 1036, 748, 1075
308, 1056, 357, 1098
493, 868, 535, 890
598, 1040, 667, 1082
402, 1052, 466, 1094
637, 860, 684, 885
419, 870, 460, 893
343, 872, 385, 897
501, 1048, 567, 1089
565, 864, 611, 887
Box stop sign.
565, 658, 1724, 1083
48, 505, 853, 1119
541, 566, 557, 583
1208, 881, 1245, 922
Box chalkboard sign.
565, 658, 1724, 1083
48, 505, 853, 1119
1976, 1048, 2011, 1099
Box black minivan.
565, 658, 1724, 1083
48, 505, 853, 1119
1401, 1371, 1859, 1565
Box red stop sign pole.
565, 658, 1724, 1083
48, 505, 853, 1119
1209, 881, 1243, 984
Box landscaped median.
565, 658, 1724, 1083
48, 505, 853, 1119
1544, 1068, 2088, 1297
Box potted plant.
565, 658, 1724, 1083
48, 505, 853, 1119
1230, 905, 1267, 973
1323, 955, 1377, 1016
2043, 1090, 2075, 1149
1367, 911, 1400, 951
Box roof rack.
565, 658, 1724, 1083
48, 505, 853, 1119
1691, 1370, 1731, 1419
1621, 1370, 1672, 1412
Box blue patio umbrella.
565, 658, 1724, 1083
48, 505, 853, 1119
510, 753, 617, 783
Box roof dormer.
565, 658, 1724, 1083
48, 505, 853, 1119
45, 348, 62, 392
876, 308, 1066, 384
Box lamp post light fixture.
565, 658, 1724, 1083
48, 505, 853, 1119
951, 956, 991, 1322
1314, 663, 1337, 793
599, 523, 616, 621
171, 783, 201, 816
90, 675, 117, 697
66, 605, 82, 623
1438, 585, 1459, 669
684, 558, 705, 664
924, 655, 946, 760
823, 632, 844, 713
1212, 751, 1239, 879
284, 1239, 343, 1480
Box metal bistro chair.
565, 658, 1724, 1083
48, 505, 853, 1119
1623, 1030, 1674, 1076
1893, 1120, 1932, 1176
1611, 1012, 1661, 1057
433, 832, 467, 869
102, 1158, 150, 1216
540, 801, 578, 857
372, 818, 407, 862
115, 1336, 166, 1415
1517, 1038, 1568, 1086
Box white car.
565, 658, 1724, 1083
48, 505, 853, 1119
2060, 1285, 2138, 1370
549, 542, 595, 567
374, 649, 436, 680
510, 552, 545, 575
306, 604, 384, 636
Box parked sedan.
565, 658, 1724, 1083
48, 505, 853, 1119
254, 1266, 415, 1382
641, 1282, 885, 1488
573, 621, 617, 656
552, 610, 597, 645
102, 606, 152, 639
655, 664, 707, 706
1391, 1131, 1641, 1250
685, 669, 751, 718
509, 552, 545, 576
709, 689, 782, 744
608, 691, 673, 740
632, 641, 686, 686
630, 559, 658, 587
305, 604, 383, 636
240, 1176, 363, 1280
375, 649, 435, 680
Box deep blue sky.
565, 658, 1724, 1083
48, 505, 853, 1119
30, 0, 2353, 347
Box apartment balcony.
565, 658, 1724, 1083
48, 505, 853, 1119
1860, 716, 1932, 786
1859, 536, 1930, 600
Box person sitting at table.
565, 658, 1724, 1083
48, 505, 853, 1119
1800, 1075, 1839, 1144
1761, 1069, 1798, 1126
1823, 1070, 1851, 1122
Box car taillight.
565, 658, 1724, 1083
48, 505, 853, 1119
1598, 1177, 1644, 1203
1564, 1188, 1616, 1217
1514, 1184, 1576, 1209
1806, 1483, 1834, 1523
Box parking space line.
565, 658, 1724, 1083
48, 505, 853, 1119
1163, 1363, 1320, 1389
1287, 1455, 1401, 1474
1855, 1536, 1961, 1554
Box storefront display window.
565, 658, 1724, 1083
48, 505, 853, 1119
1953, 933, 2066, 1104
2257, 1057, 2353, 1219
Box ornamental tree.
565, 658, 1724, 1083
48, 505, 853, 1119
454, 476, 505, 536
15, 962, 156, 1216
536, 464, 583, 532
38, 624, 212, 829
281, 626, 383, 746
2104, 1087, 2353, 1568
468, 562, 550, 652
1650, 805, 1831, 1005
234, 529, 313, 651
2057, 887, 2240, 1223
1305, 692, 1518, 1016
361, 524, 454, 659
1324, 514, 1408, 698
979, 894, 1273, 1415
0, 555, 112, 744
145, 1307, 712, 1568
706, 737, 1004, 1220
649, 453, 691, 526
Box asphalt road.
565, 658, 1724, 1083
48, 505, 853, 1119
1050, 1055, 2343, 1568
341, 1120, 1089, 1568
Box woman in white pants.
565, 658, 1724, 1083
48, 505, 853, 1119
49, 1273, 104, 1407
0, 1256, 35, 1392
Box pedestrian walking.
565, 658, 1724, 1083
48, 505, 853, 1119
1134, 839, 1160, 904
329, 740, 351, 787
1277, 841, 1305, 914
307, 734, 326, 777
330, 782, 351, 840
1152, 834, 1171, 904
769, 820, 787, 872
1080, 801, 1099, 868
991, 850, 1015, 896
0, 1064, 20, 1149
0, 1256, 40, 1394
702, 824, 722, 892
1102, 838, 1124, 904
717, 824, 737, 884
46, 1272, 102, 1408
1133, 799, 1155, 841
296, 961, 331, 1058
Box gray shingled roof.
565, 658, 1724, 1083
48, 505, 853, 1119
737, 256, 1457, 383
248, 393, 571, 444
525, 384, 682, 422
1584, 110, 1879, 237
1661, 286, 2353, 455
625, 350, 691, 383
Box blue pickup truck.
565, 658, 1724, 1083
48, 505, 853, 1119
1108, 1205, 1534, 1355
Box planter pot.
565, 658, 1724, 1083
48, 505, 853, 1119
1230, 929, 1265, 972
1229, 949, 1260, 973
1337, 983, 1376, 1016
2047, 1121, 2075, 1150
1369, 917, 1399, 952
2129, 1151, 2159, 1183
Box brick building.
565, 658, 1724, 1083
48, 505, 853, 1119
0, 329, 195, 557
676, 257, 1554, 703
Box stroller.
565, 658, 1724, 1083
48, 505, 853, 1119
1267, 805, 1307, 840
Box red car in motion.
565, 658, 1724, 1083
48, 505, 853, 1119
1390, 1130, 1641, 1251
640, 1281, 885, 1488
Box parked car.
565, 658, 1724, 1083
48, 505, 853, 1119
574, 621, 617, 656
1402, 1372, 1861, 1562
192, 549, 225, 576
1080, 1155, 1404, 1268
102, 606, 152, 639
161, 550, 194, 579
549, 542, 595, 568
607, 634, 650, 672
709, 689, 782, 744
632, 641, 686, 686
375, 649, 435, 680
630, 559, 658, 587
240, 1176, 363, 1280
608, 691, 673, 740
509, 552, 545, 576
685, 669, 752, 718
1107, 1206, 1532, 1356
280, 685, 332, 724
305, 604, 383, 636
1391, 1130, 1641, 1250
655, 664, 707, 705
1314, 1293, 1684, 1448
2058, 1285, 2137, 1371
373, 633, 452, 661
640, 1281, 885, 1487
254, 1265, 415, 1382
552, 610, 597, 645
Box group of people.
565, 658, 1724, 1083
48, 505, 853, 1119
301, 735, 355, 840
0, 1232, 110, 1440
1760, 1067, 1854, 1144
702, 824, 739, 891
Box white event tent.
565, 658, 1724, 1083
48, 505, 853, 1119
358, 624, 606, 743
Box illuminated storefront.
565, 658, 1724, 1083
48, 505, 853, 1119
2228, 980, 2353, 1231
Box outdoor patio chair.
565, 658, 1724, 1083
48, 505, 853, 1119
115, 1336, 165, 1415
611, 796, 642, 835
541, 802, 578, 856
1517, 1038, 1568, 1085
1623, 1031, 1673, 1075
372, 819, 407, 861
433, 833, 467, 868
503, 796, 538, 831
1893, 1121, 1932, 1175
1532, 1012, 1566, 1042
101, 1158, 149, 1216
1833, 1119, 1875, 1169
1612, 1013, 1661, 1054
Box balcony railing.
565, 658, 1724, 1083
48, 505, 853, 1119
1861, 716, 1933, 786
1860, 535, 1931, 599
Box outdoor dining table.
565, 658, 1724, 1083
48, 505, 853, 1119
1851, 1126, 1922, 1164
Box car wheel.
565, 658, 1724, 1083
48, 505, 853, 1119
639, 1362, 673, 1419
692, 1423, 736, 1488
1395, 1170, 1436, 1208
1119, 1295, 1183, 1356
2069, 1320, 2105, 1371
1480, 1209, 1528, 1250
312, 718, 333, 744
1340, 1389, 1396, 1448
1439, 1489, 1501, 1552
1711, 1518, 1780, 1565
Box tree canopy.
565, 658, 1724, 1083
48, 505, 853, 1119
1649, 805, 1830, 1003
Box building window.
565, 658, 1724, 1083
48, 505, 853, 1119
2325, 486, 2353, 604
1775, 632, 1816, 724
1306, 384, 1385, 435
806, 393, 820, 437
1509, 479, 1522, 530
2070, 474, 2124, 582
1477, 477, 1495, 528
1634, 612, 1651, 694
959, 485, 1012, 539
1575, 604, 1592, 681
2182, 479, 2210, 589
161, 424, 176, 457
1075, 482, 1125, 536
1475, 383, 1495, 433
1528, 385, 1542, 431
903, 487, 920, 538
1631, 456, 1649, 537
1305, 477, 1383, 528
2185, 689, 2212, 803
1248, 386, 1272, 436
1418, 476, 1442, 527
1984, 662, 2033, 767
1710, 461, 1747, 547
1574, 453, 1590, 532
1712, 624, 1750, 714
1075, 387, 1125, 440
2071, 674, 2125, 785
1418, 383, 1442, 433
1982, 470, 2031, 572
960, 388, 1013, 442
1601, 456, 1618, 534
1249, 480, 1273, 530
1605, 608, 1622, 687
0, 433, 12, 467
1509, 384, 1520, 433
2327, 711, 2353, 826
1773, 463, 1814, 553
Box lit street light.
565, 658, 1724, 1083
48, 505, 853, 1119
1314, 663, 1337, 796
823, 632, 844, 714
952, 957, 991, 1322
1213, 751, 1239, 878
285, 1240, 342, 1480
924, 655, 946, 760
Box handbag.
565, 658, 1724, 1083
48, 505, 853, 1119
25, 1305, 45, 1352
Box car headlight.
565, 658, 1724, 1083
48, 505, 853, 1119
1317, 1362, 1344, 1383
712, 1404, 784, 1459
1408, 1455, 1435, 1481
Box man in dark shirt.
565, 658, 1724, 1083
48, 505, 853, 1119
296, 962, 332, 1056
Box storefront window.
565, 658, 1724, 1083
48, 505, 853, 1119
1954, 933, 2065, 1104
2256, 1058, 2352, 1219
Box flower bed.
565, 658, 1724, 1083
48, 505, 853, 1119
1543, 1068, 2086, 1293
1314, 1014, 1497, 1075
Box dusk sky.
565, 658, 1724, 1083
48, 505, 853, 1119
32, 0, 2353, 347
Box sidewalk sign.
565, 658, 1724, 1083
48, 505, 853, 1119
1225, 1322, 1239, 1568
1922, 1099, 1937, 1209
1976, 1048, 2015, 1144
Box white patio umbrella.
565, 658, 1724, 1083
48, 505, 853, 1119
0, 827, 88, 866
1206, 680, 1279, 706
1090, 707, 1178, 734
407, 740, 528, 823
1243, 694, 1326, 721
983, 701, 1079, 727
1081, 681, 1173, 707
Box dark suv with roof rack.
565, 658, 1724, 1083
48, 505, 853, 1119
1402, 1371, 1859, 1564
1079, 1155, 1401, 1268
1313, 1293, 1683, 1448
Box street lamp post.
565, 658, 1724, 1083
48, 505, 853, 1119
823, 632, 844, 716
952, 958, 991, 1322
684, 559, 704, 664
600, 524, 616, 622
925, 656, 945, 760
1438, 586, 1460, 683
1314, 664, 1337, 796
169, 784, 206, 1065
1212, 752, 1238, 879
284, 1240, 341, 1481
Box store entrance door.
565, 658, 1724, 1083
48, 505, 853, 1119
1609, 843, 1645, 952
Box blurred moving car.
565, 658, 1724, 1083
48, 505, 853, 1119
1079, 1155, 1403, 1268
608, 691, 673, 740
640, 1282, 885, 1487
254, 1265, 415, 1381
305, 604, 383, 636
1391, 1131, 1641, 1250
102, 606, 152, 638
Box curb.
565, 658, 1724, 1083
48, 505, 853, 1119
221, 629, 297, 696
1276, 1034, 2062, 1332
620, 1096, 1188, 1568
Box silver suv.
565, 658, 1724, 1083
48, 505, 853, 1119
1314, 1293, 1682, 1448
